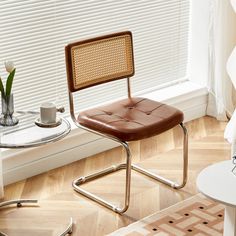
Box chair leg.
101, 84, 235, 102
72, 123, 188, 213
72, 141, 132, 214
132, 123, 188, 189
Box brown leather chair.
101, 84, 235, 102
65, 31, 188, 214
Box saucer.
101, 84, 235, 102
35, 117, 62, 128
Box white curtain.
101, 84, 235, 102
224, 0, 236, 155
206, 0, 236, 120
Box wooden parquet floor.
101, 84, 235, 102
0, 116, 231, 235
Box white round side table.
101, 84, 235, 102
197, 160, 236, 236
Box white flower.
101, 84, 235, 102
5, 61, 15, 73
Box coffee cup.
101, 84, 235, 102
40, 102, 56, 124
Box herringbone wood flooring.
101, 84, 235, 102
0, 116, 231, 235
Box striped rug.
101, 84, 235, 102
109, 194, 224, 236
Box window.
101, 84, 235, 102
0, 0, 190, 116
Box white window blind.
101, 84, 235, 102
0, 0, 190, 116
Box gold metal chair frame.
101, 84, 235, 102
66, 31, 188, 214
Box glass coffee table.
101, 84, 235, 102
0, 111, 71, 148
0, 111, 72, 236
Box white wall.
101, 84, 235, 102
189, 0, 211, 87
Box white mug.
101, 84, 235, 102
40, 102, 56, 124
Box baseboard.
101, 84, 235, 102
2, 81, 208, 185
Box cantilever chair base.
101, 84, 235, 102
72, 123, 188, 214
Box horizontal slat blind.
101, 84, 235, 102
0, 0, 190, 115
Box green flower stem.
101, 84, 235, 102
0, 78, 5, 96
6, 68, 15, 96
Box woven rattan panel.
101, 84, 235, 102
71, 33, 134, 91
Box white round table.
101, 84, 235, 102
197, 160, 236, 236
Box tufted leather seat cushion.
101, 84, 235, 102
78, 97, 184, 141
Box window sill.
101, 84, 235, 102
2, 80, 208, 185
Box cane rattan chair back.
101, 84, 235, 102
65, 31, 188, 214
65, 31, 134, 92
